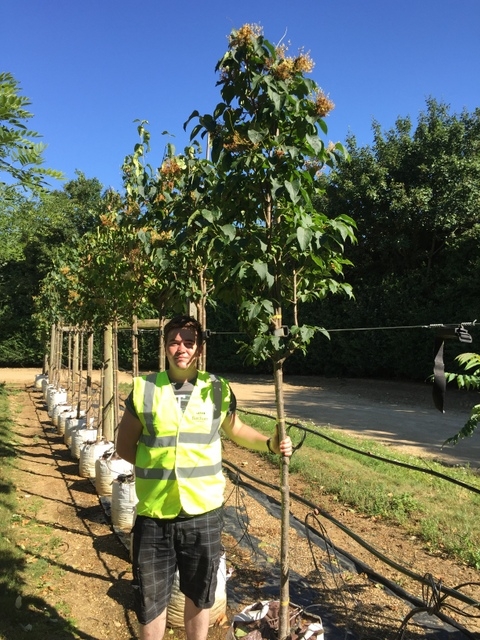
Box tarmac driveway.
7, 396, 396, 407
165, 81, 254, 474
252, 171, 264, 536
226, 374, 480, 470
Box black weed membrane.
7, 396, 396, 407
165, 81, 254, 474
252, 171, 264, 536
223, 467, 477, 640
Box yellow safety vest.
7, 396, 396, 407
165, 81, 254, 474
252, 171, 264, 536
132, 370, 231, 518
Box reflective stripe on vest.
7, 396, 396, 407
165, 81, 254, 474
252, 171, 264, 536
132, 370, 230, 518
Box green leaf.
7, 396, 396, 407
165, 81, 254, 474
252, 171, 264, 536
318, 119, 328, 134
285, 179, 300, 204
189, 123, 203, 140
310, 253, 326, 268
246, 301, 263, 321
270, 177, 283, 195
214, 102, 227, 118
252, 261, 274, 287
305, 133, 324, 154
220, 224, 236, 240
296, 226, 313, 251
183, 110, 200, 131
247, 129, 267, 144
231, 261, 247, 279
267, 86, 283, 112
201, 209, 215, 223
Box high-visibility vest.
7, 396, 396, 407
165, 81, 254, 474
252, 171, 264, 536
132, 370, 231, 518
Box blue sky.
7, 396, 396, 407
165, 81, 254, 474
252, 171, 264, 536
2, 0, 479, 192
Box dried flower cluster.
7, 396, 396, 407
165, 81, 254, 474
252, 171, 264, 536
304, 158, 325, 177
222, 130, 255, 153
272, 46, 315, 80
124, 200, 141, 216
149, 229, 172, 244
314, 90, 335, 117
160, 158, 183, 177
99, 213, 117, 228
68, 289, 80, 303
229, 23, 263, 48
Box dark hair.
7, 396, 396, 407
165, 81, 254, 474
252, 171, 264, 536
163, 315, 204, 347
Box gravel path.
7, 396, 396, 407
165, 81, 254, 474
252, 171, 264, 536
3, 367, 479, 469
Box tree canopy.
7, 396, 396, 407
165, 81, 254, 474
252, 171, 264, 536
0, 72, 63, 191
149, 25, 356, 635
185, 24, 355, 354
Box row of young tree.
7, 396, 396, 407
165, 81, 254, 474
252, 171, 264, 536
2, 28, 358, 635
2, 82, 478, 384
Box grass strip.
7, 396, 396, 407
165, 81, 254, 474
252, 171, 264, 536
0, 384, 79, 639
238, 409, 480, 569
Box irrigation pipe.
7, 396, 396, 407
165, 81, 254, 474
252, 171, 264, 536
238, 408, 480, 494
222, 458, 480, 615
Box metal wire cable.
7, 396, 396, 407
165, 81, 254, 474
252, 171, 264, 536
206, 319, 479, 336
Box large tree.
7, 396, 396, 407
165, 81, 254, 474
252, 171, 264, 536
119, 26, 355, 637
0, 173, 105, 365
314, 99, 480, 380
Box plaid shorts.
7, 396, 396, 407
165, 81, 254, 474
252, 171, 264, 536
131, 508, 224, 625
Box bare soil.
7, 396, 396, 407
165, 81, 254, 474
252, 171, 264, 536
2, 369, 480, 640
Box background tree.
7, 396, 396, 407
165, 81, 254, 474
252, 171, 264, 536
121, 121, 220, 319
0, 70, 66, 362
73, 190, 161, 329
50, 169, 104, 235
0, 173, 105, 365
313, 99, 480, 380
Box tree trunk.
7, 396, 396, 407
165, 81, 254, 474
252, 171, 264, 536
56, 325, 63, 388
77, 330, 84, 415
48, 323, 56, 384
132, 315, 139, 378
73, 332, 80, 418
293, 271, 298, 326
102, 324, 115, 442
273, 357, 290, 640
67, 331, 72, 400
159, 315, 166, 371
199, 273, 207, 371
86, 331, 94, 428
112, 320, 120, 437
98, 362, 104, 440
